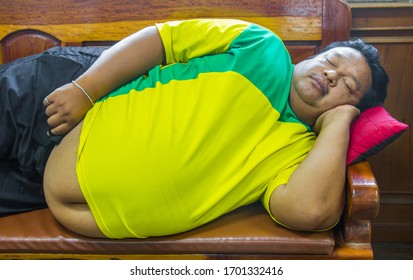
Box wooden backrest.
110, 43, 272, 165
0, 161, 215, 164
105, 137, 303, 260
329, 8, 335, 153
0, 0, 351, 64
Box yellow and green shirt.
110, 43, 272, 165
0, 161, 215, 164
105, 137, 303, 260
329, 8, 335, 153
76, 19, 316, 238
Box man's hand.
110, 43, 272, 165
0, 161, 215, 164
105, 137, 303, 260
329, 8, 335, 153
312, 104, 360, 135
43, 82, 94, 135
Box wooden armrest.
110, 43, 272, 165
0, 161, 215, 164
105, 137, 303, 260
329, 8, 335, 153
346, 160, 380, 220
341, 160, 380, 244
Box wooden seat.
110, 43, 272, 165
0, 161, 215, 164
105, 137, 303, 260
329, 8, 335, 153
0, 0, 379, 260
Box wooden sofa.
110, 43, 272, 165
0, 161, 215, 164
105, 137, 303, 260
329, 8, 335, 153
0, 0, 379, 259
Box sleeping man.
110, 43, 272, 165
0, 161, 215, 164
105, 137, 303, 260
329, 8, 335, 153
0, 19, 388, 238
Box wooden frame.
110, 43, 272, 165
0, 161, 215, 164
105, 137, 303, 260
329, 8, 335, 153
0, 0, 379, 259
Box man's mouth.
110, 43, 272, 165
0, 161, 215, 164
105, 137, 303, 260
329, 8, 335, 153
311, 75, 327, 96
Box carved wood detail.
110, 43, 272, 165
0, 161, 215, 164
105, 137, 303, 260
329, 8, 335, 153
1, 30, 60, 63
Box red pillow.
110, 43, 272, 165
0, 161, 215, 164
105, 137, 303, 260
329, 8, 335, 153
346, 106, 408, 165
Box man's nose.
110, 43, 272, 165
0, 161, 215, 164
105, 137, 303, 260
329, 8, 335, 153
323, 70, 338, 86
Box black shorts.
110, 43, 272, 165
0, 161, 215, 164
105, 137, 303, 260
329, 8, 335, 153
0, 46, 106, 215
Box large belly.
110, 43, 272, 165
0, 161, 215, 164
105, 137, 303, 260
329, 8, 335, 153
44, 121, 85, 203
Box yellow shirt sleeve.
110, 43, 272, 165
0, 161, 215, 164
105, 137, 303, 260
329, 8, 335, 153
156, 19, 250, 64
261, 163, 298, 219
261, 163, 339, 232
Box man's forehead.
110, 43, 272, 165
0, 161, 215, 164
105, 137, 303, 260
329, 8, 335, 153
324, 47, 362, 59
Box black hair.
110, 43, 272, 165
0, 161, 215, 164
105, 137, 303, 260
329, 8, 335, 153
319, 39, 389, 111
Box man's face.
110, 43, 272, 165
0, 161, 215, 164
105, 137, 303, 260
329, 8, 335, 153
289, 47, 372, 126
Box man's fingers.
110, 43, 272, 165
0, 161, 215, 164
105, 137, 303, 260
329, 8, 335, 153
43, 96, 50, 107
46, 112, 65, 128
48, 122, 72, 136
43, 93, 55, 107
47, 111, 78, 136
44, 104, 58, 118
46, 114, 73, 135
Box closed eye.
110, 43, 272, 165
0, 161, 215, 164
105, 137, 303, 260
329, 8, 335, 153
344, 80, 352, 94
325, 57, 334, 66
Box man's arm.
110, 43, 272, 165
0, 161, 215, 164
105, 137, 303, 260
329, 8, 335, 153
269, 105, 360, 231
44, 26, 165, 135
